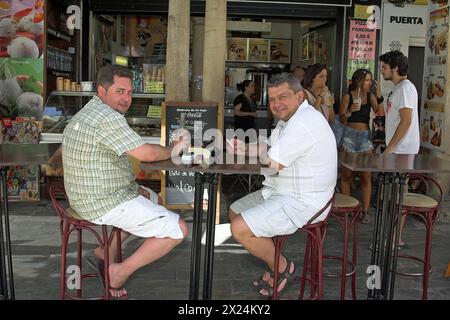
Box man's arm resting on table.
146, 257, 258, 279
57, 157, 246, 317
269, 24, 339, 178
256, 142, 286, 172
232, 140, 285, 172
127, 143, 173, 162
384, 107, 412, 154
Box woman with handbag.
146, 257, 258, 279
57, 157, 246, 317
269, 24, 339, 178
338, 69, 384, 224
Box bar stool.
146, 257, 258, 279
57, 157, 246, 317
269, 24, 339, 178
49, 184, 123, 300
323, 193, 360, 300
396, 173, 443, 300
271, 195, 334, 300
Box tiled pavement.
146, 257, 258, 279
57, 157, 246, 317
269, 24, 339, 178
5, 179, 450, 300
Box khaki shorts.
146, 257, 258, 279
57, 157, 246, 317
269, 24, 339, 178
90, 186, 183, 239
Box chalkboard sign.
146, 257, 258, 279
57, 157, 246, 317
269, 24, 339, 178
161, 102, 219, 207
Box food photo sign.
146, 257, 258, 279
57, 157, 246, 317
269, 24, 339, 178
227, 38, 248, 61
0, 0, 44, 201
269, 39, 291, 63
421, 1, 449, 152
0, 0, 44, 59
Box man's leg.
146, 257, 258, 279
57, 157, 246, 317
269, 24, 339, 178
228, 208, 239, 222
95, 188, 162, 263
94, 230, 131, 263
108, 218, 189, 297
230, 215, 294, 294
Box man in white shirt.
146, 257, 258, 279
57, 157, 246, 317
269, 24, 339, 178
379, 50, 420, 155
227, 73, 337, 297
379, 50, 420, 247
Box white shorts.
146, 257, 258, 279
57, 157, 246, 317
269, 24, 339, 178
230, 190, 325, 238
90, 186, 183, 239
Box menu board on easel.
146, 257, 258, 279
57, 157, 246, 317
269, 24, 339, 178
161, 102, 219, 208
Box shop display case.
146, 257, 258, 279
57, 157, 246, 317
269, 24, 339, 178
41, 91, 164, 144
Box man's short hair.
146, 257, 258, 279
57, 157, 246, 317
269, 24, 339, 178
379, 50, 408, 76
96, 64, 133, 91
268, 72, 303, 93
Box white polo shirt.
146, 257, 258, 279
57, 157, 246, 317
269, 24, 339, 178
385, 79, 420, 154
262, 100, 337, 215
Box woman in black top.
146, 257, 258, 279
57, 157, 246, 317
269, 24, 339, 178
338, 69, 383, 224
233, 80, 257, 132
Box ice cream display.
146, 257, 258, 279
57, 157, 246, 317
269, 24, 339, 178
0, 1, 44, 58
16, 91, 43, 119
0, 59, 43, 120
0, 18, 17, 38
7, 36, 39, 58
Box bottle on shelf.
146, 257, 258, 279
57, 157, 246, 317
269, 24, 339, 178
143, 64, 151, 93
151, 66, 157, 82
130, 63, 142, 93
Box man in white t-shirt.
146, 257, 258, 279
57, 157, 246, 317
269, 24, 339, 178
379, 50, 420, 154
226, 73, 337, 297
379, 51, 420, 248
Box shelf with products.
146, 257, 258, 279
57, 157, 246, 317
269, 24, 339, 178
129, 59, 166, 94
46, 0, 81, 99
41, 91, 164, 143
49, 91, 165, 99
47, 28, 74, 42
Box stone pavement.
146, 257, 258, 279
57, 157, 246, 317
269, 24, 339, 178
5, 181, 450, 300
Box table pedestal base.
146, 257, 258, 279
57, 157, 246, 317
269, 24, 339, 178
368, 173, 406, 300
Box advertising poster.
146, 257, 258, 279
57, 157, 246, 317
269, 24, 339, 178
4, 165, 39, 201
269, 39, 290, 63
0, 0, 45, 59
248, 38, 269, 62
0, 58, 44, 120
126, 16, 168, 57
308, 32, 314, 61
421, 0, 449, 151
301, 33, 308, 60
346, 20, 376, 79
227, 38, 248, 61
312, 30, 329, 65
1, 0, 45, 201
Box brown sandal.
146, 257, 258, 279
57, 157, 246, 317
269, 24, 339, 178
259, 259, 296, 297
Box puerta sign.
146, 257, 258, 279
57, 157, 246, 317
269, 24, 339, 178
163, 102, 218, 205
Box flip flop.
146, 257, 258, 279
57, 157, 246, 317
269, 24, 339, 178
361, 212, 371, 224
87, 257, 128, 300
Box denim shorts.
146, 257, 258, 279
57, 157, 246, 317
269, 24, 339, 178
341, 126, 373, 153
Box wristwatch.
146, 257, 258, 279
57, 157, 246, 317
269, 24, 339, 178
377, 96, 384, 104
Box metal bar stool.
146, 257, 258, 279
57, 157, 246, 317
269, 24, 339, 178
323, 193, 361, 300
49, 184, 123, 300
396, 174, 443, 300
271, 195, 335, 300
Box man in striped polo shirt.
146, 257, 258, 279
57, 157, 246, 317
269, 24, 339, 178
62, 64, 189, 298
